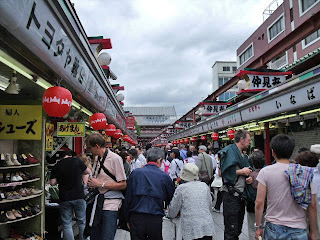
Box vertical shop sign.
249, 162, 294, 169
126, 116, 135, 129
46, 123, 54, 151
0, 105, 42, 140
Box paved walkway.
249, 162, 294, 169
114, 192, 250, 240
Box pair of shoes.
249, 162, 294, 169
18, 154, 28, 165
5, 154, 21, 166
26, 154, 39, 164
212, 207, 220, 213
5, 154, 14, 166
11, 172, 23, 182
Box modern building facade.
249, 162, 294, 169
212, 61, 237, 101
124, 106, 177, 145
237, 0, 320, 71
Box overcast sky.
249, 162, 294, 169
72, 0, 269, 117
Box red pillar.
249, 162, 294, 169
264, 122, 271, 165
74, 137, 83, 155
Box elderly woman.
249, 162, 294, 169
168, 163, 215, 240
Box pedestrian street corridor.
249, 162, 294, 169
114, 196, 249, 240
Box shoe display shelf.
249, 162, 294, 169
0, 136, 45, 238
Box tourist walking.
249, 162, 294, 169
168, 163, 215, 240
255, 134, 317, 240
124, 148, 175, 240
219, 130, 253, 240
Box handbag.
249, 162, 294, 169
84, 188, 100, 204
199, 154, 211, 184
211, 175, 223, 188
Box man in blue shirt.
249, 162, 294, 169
124, 147, 175, 240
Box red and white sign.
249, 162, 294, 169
126, 116, 135, 130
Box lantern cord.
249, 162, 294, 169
55, 78, 63, 87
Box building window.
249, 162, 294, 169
219, 78, 223, 86
223, 77, 229, 84
268, 15, 285, 41
300, 0, 319, 14
223, 66, 230, 71
303, 28, 320, 48
232, 66, 237, 72
290, 8, 294, 22
239, 44, 253, 66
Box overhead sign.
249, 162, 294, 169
0, 105, 42, 140
241, 80, 320, 122
238, 70, 292, 91
126, 116, 135, 129
200, 102, 232, 116
45, 123, 54, 151
175, 121, 193, 129
57, 122, 85, 137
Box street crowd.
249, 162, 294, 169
50, 130, 320, 240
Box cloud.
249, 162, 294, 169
72, 0, 268, 116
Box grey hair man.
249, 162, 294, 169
197, 145, 214, 185
124, 148, 175, 240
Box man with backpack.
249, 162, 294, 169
85, 133, 127, 240
219, 130, 253, 240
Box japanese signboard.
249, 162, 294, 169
126, 116, 135, 130
57, 122, 85, 137
238, 70, 292, 91
45, 123, 54, 151
0, 0, 125, 130
0, 105, 42, 140
241, 80, 320, 122
175, 121, 193, 129
200, 102, 231, 116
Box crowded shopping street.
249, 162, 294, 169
0, 0, 320, 240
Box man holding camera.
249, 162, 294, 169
219, 130, 253, 240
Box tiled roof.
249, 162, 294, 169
124, 106, 177, 116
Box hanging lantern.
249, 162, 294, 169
105, 124, 116, 136
42, 86, 72, 117
227, 129, 236, 139
89, 113, 107, 130
113, 129, 122, 139
191, 137, 197, 142
211, 133, 219, 141
201, 135, 207, 141
185, 138, 190, 144
122, 134, 130, 142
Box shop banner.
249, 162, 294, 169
126, 116, 135, 129
238, 70, 292, 91
45, 123, 54, 151
57, 122, 85, 137
0, 105, 42, 140
199, 102, 231, 116
175, 121, 193, 129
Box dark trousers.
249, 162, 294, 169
214, 190, 223, 210
222, 191, 245, 240
195, 236, 212, 240
129, 212, 163, 240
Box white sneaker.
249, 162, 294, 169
12, 154, 21, 166
11, 173, 18, 182
5, 154, 14, 166
212, 207, 220, 213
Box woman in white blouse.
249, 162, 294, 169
169, 149, 185, 182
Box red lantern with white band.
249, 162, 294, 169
89, 113, 107, 130
105, 124, 116, 136
122, 135, 130, 142
42, 86, 72, 117
185, 138, 190, 144
211, 133, 219, 141
201, 135, 207, 141
227, 129, 235, 139
191, 137, 197, 142
113, 129, 122, 139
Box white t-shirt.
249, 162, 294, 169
185, 157, 196, 165
137, 153, 147, 166
169, 158, 184, 180
257, 162, 307, 229
130, 158, 142, 172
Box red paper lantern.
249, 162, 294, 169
191, 137, 197, 142
113, 129, 122, 139
105, 124, 116, 136
89, 113, 107, 130
42, 86, 72, 117
227, 129, 236, 139
179, 139, 183, 144
211, 133, 219, 141
201, 135, 207, 141
184, 138, 190, 144
122, 134, 130, 142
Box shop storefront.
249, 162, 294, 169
0, 0, 135, 238
169, 65, 320, 164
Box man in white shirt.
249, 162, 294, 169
128, 149, 142, 172
136, 146, 147, 166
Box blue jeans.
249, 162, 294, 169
60, 199, 86, 240
90, 210, 118, 240
264, 222, 308, 240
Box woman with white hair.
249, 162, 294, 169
168, 163, 215, 240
